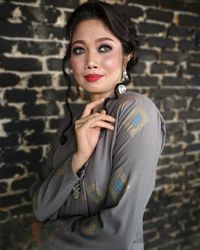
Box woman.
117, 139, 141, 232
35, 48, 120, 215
30, 1, 166, 250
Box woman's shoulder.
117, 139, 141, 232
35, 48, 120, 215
115, 91, 158, 114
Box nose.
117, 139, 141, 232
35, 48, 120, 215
85, 50, 98, 69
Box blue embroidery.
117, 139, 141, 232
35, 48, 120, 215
131, 113, 143, 127
114, 178, 124, 193
109, 169, 128, 203
122, 107, 149, 137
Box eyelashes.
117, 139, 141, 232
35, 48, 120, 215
72, 44, 113, 55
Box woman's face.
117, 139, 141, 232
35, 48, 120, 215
70, 19, 129, 100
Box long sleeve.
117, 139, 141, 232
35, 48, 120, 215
29, 117, 81, 222
40, 97, 166, 250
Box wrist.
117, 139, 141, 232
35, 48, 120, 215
72, 152, 88, 174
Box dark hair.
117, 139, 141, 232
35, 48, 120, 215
60, 1, 139, 145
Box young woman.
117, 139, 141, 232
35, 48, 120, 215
30, 2, 166, 249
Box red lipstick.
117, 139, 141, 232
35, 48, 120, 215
84, 74, 103, 82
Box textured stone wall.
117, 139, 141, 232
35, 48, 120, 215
0, 0, 199, 249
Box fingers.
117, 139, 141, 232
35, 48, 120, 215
75, 111, 115, 130
81, 98, 105, 118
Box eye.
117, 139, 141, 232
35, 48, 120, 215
72, 47, 85, 55
98, 44, 112, 53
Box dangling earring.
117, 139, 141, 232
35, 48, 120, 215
121, 67, 129, 83
75, 84, 84, 99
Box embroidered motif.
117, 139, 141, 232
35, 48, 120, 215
122, 107, 149, 137
87, 183, 105, 204
42, 220, 65, 242
79, 215, 101, 236
109, 169, 128, 203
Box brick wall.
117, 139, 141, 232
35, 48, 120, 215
0, 0, 199, 249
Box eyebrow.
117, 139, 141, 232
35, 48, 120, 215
72, 37, 114, 46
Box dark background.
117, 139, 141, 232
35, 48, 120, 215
0, 0, 200, 249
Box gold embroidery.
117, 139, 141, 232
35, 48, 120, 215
122, 107, 149, 137
109, 169, 128, 203
87, 183, 105, 204
79, 215, 101, 236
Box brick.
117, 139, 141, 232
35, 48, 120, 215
161, 111, 175, 120
0, 21, 32, 37
33, 24, 64, 39
47, 58, 63, 71
137, 49, 157, 61
168, 24, 193, 38
1, 148, 42, 164
0, 165, 24, 179
161, 51, 187, 62
163, 77, 187, 86
179, 39, 199, 51
0, 211, 8, 221
11, 175, 36, 190
188, 53, 200, 63
17, 41, 62, 56
0, 73, 20, 87
0, 192, 29, 207
115, 5, 143, 19
0, 38, 12, 54
23, 103, 59, 116
42, 89, 67, 101
43, 0, 79, 8
28, 74, 52, 87
166, 122, 184, 133
3, 119, 44, 133
10, 204, 33, 216
7, 0, 37, 2
187, 122, 200, 131
147, 8, 173, 23
186, 143, 200, 152
151, 63, 176, 74
19, 6, 61, 24
127, 0, 157, 6
162, 145, 182, 155
4, 89, 37, 102
0, 3, 15, 19
177, 89, 200, 97
146, 37, 175, 49
187, 2, 200, 14
160, 0, 186, 11
0, 105, 18, 119
178, 14, 200, 28
131, 62, 146, 74
0, 182, 7, 193
138, 22, 165, 34
49, 118, 64, 129
150, 89, 177, 98
0, 135, 19, 147
134, 76, 158, 86
190, 99, 200, 110
183, 65, 200, 76
0, 56, 42, 72
25, 132, 53, 145
163, 99, 187, 110
179, 111, 200, 119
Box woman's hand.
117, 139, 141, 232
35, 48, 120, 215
72, 98, 115, 173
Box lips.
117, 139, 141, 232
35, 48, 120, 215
84, 74, 104, 82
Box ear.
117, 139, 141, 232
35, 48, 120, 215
123, 53, 133, 68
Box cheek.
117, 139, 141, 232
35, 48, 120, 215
70, 57, 82, 75
103, 53, 122, 70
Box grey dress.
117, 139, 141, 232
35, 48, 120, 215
30, 91, 166, 250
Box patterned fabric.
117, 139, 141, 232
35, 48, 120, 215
108, 169, 128, 203
87, 182, 105, 204
78, 215, 101, 236
123, 107, 149, 137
